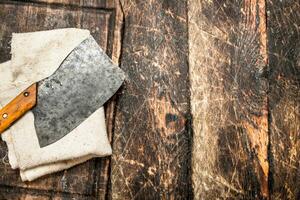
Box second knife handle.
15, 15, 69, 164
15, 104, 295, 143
0, 83, 37, 134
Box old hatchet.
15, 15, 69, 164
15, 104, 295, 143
0, 36, 125, 147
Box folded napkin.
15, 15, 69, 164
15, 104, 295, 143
0, 29, 113, 181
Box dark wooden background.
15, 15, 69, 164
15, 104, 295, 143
189, 1, 299, 200
0, 0, 299, 199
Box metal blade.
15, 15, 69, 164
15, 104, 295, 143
32, 36, 125, 147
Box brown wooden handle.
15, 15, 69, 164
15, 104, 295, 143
0, 83, 37, 134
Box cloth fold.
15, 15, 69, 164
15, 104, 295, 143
0, 29, 113, 181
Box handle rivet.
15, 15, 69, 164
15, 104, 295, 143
2, 113, 8, 119
24, 92, 29, 97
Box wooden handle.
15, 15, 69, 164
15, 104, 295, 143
0, 83, 37, 134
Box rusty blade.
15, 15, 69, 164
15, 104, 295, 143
32, 36, 125, 147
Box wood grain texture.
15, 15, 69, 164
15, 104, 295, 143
0, 185, 94, 200
267, 1, 300, 199
110, 0, 192, 199
188, 0, 269, 199
0, 0, 299, 199
0, 83, 37, 134
0, 0, 122, 199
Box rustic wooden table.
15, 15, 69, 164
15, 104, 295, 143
0, 0, 299, 199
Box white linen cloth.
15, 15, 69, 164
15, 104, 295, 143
0, 29, 112, 181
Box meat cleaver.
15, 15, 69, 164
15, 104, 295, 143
0, 36, 125, 147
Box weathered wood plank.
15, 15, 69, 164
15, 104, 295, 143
267, 1, 300, 199
188, 0, 269, 199
111, 0, 192, 199
32, 0, 107, 7
0, 186, 51, 200
0, 185, 94, 199
0, 191, 50, 200
0, 1, 110, 63
0, 0, 121, 198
